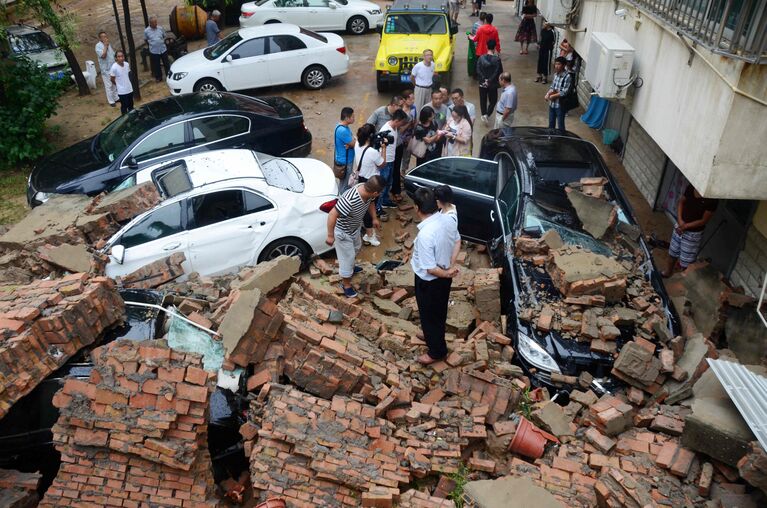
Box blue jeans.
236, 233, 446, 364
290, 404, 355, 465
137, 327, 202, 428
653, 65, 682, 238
379, 162, 395, 208
548, 106, 565, 131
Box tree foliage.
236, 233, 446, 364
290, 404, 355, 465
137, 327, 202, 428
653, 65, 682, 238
0, 56, 66, 169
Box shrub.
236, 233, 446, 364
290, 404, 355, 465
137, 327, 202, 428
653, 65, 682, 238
0, 56, 66, 169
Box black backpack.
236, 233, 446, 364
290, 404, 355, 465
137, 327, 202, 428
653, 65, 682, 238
561, 73, 579, 112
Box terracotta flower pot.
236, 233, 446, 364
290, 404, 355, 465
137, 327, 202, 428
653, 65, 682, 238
509, 416, 559, 459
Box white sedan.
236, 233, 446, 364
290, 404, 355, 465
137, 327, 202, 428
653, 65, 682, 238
239, 0, 383, 35
166, 24, 349, 93
104, 149, 338, 279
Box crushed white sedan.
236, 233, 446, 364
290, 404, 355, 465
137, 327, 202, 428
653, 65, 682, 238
104, 149, 338, 279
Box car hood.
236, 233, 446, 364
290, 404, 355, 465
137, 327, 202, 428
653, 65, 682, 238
170, 48, 214, 73
284, 157, 338, 197
377, 35, 451, 64
30, 137, 106, 193
23, 48, 68, 69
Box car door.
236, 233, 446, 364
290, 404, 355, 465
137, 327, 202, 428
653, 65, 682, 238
221, 37, 271, 91
106, 201, 191, 278
264, 35, 308, 85
121, 122, 191, 175
304, 0, 337, 29
271, 0, 304, 24
189, 115, 252, 151
186, 189, 279, 276
404, 156, 499, 243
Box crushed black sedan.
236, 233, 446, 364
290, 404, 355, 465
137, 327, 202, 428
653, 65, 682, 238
27, 92, 312, 207
404, 127, 679, 392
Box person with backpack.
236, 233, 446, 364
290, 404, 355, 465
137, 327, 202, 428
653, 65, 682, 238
476, 39, 503, 124
334, 107, 356, 195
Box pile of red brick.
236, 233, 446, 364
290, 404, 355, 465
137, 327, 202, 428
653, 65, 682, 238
0, 469, 41, 508
0, 273, 123, 418
116, 252, 187, 289
39, 339, 219, 508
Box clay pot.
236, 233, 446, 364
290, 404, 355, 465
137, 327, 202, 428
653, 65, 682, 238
508, 416, 559, 459
255, 499, 287, 508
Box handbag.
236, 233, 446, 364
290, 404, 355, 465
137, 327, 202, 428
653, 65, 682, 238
348, 146, 370, 187
408, 135, 427, 159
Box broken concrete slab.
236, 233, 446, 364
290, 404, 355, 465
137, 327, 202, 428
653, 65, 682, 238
218, 288, 263, 356
681, 367, 763, 467
669, 263, 729, 340
566, 188, 617, 239
660, 333, 712, 404
531, 401, 575, 440
546, 247, 628, 302
463, 476, 562, 508
36, 243, 92, 273
233, 254, 300, 294
725, 304, 767, 365
0, 194, 91, 249
611, 341, 661, 388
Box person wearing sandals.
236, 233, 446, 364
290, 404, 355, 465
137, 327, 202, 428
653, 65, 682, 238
537, 23, 555, 84
326, 176, 384, 299
515, 0, 538, 55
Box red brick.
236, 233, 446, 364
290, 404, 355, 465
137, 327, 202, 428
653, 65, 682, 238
389, 289, 408, 304
670, 447, 695, 477
157, 367, 185, 383
468, 457, 496, 473
552, 457, 582, 474
73, 427, 108, 447
95, 388, 128, 406
698, 462, 713, 496
655, 441, 679, 469
138, 346, 171, 362
320, 337, 347, 355
175, 383, 209, 403
184, 366, 208, 386
247, 370, 272, 391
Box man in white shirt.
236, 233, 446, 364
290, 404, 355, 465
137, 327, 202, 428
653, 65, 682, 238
410, 49, 436, 113
411, 188, 460, 365
494, 72, 518, 129
377, 109, 409, 211
95, 31, 118, 107
110, 50, 134, 115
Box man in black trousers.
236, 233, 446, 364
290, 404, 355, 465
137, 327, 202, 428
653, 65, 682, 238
411, 188, 460, 365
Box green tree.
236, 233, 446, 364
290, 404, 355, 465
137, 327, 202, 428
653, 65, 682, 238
15, 0, 90, 96
0, 56, 66, 168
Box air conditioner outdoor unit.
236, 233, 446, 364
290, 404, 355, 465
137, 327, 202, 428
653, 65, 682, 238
585, 32, 635, 99
539, 0, 573, 25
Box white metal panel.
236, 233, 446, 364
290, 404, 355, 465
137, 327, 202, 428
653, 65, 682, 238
707, 358, 767, 452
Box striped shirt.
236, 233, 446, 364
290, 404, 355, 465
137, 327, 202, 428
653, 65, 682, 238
334, 184, 372, 234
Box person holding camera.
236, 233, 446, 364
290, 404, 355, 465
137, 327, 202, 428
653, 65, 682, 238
443, 105, 472, 157
377, 109, 410, 212
349, 123, 387, 246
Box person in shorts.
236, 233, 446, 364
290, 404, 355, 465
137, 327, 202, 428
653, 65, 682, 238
663, 184, 718, 276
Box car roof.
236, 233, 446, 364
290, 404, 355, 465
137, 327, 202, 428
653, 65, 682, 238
5, 24, 44, 36
389, 0, 450, 12
165, 149, 264, 185
239, 23, 303, 39
138, 92, 279, 122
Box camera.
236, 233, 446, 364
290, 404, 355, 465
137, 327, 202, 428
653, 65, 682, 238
372, 131, 394, 150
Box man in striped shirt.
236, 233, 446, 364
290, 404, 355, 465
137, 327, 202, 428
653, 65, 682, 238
326, 176, 384, 298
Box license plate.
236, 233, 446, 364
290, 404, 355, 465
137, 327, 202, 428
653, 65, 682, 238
400, 74, 410, 83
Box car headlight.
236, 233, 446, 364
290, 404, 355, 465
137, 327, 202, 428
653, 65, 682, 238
367, 9, 381, 14
172, 72, 188, 80
387, 56, 398, 66
34, 191, 50, 203
517, 331, 561, 374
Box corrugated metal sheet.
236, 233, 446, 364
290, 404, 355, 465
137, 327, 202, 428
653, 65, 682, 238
707, 359, 767, 452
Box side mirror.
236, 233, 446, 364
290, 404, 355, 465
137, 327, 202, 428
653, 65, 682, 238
450, 25, 458, 35
225, 54, 235, 62
329, 2, 337, 7
126, 156, 138, 168
110, 244, 125, 264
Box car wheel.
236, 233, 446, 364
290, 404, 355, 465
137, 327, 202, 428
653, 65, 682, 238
259, 238, 311, 266
376, 71, 388, 93
194, 78, 224, 92
347, 16, 368, 35
301, 65, 329, 90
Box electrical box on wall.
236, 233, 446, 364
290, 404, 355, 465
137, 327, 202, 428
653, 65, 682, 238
539, 0, 573, 25
586, 32, 636, 99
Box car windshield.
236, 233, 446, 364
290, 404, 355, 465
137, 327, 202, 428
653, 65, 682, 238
523, 200, 613, 257
9, 32, 56, 54
384, 14, 447, 35
259, 155, 305, 192
204, 31, 242, 60
97, 110, 162, 162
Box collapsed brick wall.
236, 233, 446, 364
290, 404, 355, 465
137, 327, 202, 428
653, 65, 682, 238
39, 339, 219, 508
0, 273, 124, 419
0, 469, 41, 508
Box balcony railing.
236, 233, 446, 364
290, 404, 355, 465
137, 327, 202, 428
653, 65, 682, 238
626, 0, 767, 63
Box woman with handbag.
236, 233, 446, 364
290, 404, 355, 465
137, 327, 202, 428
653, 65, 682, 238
350, 123, 387, 246
412, 106, 445, 166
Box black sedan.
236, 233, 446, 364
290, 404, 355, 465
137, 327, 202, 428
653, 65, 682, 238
403, 127, 679, 392
27, 92, 312, 207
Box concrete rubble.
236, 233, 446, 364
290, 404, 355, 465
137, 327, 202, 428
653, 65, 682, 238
0, 196, 765, 508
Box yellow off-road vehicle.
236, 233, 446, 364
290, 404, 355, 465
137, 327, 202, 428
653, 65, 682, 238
374, 0, 458, 92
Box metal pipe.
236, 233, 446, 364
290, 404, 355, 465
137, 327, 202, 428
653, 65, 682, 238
123, 301, 222, 337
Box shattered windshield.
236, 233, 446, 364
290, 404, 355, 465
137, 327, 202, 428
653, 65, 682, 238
523, 201, 613, 257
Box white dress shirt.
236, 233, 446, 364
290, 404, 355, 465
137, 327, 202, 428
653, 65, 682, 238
411, 213, 460, 281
